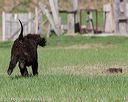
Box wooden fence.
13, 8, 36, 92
2, 10, 42, 41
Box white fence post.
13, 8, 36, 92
2, 12, 5, 41
39, 0, 60, 36
35, 2, 43, 34
71, 0, 78, 10
103, 4, 114, 33
35, 7, 39, 34
28, 12, 32, 33
68, 13, 75, 34
49, 0, 62, 34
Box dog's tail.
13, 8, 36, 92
18, 19, 23, 40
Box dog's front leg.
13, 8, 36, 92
32, 61, 38, 76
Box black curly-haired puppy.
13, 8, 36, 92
7, 19, 46, 77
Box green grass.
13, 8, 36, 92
59, 10, 104, 29
1, 36, 128, 101
80, 11, 104, 28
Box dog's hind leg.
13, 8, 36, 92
19, 63, 29, 77
19, 67, 29, 77
32, 61, 38, 76
7, 56, 18, 75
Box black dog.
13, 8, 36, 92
7, 20, 46, 76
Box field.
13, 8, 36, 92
1, 35, 128, 101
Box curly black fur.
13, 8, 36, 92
7, 19, 46, 77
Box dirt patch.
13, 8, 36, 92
56, 43, 115, 49
47, 64, 126, 76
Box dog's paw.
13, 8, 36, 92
7, 69, 13, 75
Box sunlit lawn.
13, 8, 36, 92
0, 35, 128, 101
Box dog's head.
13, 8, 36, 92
25, 34, 46, 47
38, 37, 46, 47
35, 35, 46, 47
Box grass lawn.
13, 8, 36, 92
0, 35, 128, 101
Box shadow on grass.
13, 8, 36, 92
10, 74, 37, 80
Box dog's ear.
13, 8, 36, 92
18, 19, 23, 40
